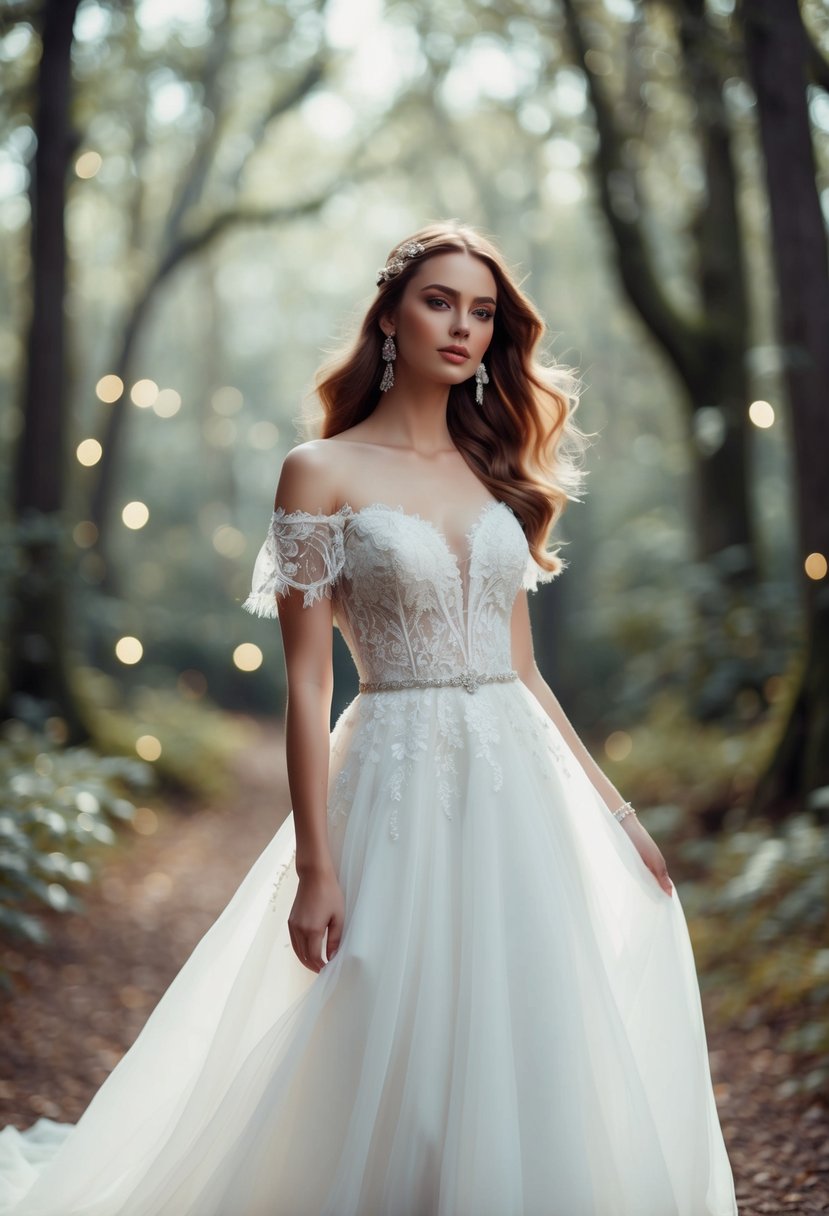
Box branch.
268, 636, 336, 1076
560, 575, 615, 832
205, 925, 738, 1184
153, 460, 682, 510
559, 0, 708, 376
153, 161, 373, 289
161, 0, 238, 253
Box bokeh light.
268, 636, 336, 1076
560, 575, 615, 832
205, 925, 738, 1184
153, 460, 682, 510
96, 374, 123, 403
153, 388, 182, 417
748, 399, 775, 428
75, 151, 102, 179
130, 378, 159, 407
132, 807, 159, 836
248, 420, 280, 450
115, 636, 143, 665
233, 643, 263, 673
135, 735, 162, 761
122, 501, 150, 529
211, 386, 243, 415
805, 552, 827, 581
76, 438, 102, 466
212, 524, 246, 559
604, 730, 633, 762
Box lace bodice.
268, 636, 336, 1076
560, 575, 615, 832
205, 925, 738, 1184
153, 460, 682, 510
242, 500, 560, 685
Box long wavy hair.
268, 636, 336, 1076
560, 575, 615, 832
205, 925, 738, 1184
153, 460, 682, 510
310, 220, 594, 579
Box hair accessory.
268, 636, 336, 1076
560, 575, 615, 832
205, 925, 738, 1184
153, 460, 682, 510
377, 241, 426, 285
475, 361, 489, 406
380, 333, 397, 391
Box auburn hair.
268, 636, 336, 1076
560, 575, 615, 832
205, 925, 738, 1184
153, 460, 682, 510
308, 220, 594, 579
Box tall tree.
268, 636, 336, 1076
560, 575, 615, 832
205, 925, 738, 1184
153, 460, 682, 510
740, 0, 829, 816
559, 0, 757, 582
1, 0, 90, 742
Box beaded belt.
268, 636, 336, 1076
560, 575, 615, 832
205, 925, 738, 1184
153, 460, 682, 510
359, 667, 519, 695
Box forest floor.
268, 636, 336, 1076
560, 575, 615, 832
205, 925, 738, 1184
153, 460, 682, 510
0, 714, 827, 1214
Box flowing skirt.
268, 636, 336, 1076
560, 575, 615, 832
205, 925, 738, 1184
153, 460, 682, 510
0, 680, 738, 1215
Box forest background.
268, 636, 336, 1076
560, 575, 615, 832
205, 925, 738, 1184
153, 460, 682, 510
0, 0, 827, 1175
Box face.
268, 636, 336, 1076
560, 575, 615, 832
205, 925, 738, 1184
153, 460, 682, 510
383, 251, 497, 386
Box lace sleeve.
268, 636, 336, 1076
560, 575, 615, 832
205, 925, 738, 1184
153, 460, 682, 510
523, 552, 566, 594
241, 507, 346, 618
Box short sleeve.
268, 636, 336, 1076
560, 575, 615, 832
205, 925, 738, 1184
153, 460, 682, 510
241, 507, 346, 618
523, 550, 567, 593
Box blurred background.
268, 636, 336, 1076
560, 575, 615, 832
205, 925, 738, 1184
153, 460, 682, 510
0, 0, 827, 1190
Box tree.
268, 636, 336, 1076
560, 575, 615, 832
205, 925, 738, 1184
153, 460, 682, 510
1, 0, 90, 742
740, 0, 829, 816
559, 0, 758, 584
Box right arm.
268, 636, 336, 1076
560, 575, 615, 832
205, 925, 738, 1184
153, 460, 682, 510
271, 443, 345, 970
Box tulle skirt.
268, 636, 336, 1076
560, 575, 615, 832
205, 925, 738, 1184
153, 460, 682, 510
0, 680, 738, 1215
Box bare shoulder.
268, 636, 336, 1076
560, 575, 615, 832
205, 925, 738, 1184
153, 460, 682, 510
272, 437, 362, 513
274, 440, 343, 515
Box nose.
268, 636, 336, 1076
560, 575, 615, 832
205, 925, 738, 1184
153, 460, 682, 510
451, 316, 470, 338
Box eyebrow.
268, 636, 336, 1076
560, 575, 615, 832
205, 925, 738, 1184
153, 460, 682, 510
419, 282, 497, 306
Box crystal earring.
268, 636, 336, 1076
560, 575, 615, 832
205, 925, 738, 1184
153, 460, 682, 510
380, 334, 397, 392
475, 361, 489, 406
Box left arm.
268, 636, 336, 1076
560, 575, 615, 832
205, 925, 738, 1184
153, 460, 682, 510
511, 589, 674, 896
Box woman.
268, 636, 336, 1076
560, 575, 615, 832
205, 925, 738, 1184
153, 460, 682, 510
0, 221, 739, 1215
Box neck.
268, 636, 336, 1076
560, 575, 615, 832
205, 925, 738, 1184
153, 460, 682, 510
369, 364, 455, 454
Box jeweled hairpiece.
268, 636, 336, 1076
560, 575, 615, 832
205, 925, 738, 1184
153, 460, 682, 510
376, 241, 426, 286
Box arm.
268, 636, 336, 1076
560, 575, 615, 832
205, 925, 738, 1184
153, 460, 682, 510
271, 443, 346, 968
510, 589, 627, 816
510, 589, 674, 896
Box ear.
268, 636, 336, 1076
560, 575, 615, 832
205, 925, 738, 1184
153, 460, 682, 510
378, 310, 396, 338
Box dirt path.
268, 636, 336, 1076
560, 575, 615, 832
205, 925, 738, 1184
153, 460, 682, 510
0, 716, 288, 1127
0, 716, 826, 1213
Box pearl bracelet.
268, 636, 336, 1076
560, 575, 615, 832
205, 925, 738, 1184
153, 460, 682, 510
612, 799, 637, 823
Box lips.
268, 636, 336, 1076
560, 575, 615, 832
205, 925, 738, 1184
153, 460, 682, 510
439, 345, 470, 358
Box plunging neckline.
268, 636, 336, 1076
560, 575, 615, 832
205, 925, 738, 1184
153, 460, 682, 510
270, 498, 512, 619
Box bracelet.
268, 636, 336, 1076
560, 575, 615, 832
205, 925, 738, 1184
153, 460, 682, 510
611, 799, 637, 823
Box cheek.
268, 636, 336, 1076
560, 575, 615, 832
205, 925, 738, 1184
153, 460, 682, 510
402, 307, 442, 352
473, 328, 492, 355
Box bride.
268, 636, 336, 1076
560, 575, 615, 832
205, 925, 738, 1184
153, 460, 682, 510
0, 221, 739, 1214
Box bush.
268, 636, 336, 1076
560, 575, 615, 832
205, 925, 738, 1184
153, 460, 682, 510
678, 814, 829, 1102
75, 667, 253, 800
0, 720, 157, 983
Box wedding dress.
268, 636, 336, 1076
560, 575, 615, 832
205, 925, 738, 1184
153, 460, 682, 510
0, 496, 739, 1216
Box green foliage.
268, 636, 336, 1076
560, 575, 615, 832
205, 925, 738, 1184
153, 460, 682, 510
75, 668, 254, 800
600, 694, 827, 1100
0, 720, 156, 971
579, 532, 801, 725
679, 816, 829, 1102
599, 688, 786, 819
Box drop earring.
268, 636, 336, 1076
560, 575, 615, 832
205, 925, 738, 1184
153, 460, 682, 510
380, 334, 397, 392
475, 361, 489, 406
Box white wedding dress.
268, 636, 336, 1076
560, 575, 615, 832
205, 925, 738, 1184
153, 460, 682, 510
0, 497, 739, 1215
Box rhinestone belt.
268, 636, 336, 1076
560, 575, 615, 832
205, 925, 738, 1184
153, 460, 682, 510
359, 667, 519, 695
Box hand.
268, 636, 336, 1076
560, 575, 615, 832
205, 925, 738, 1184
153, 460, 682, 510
621, 815, 674, 896
288, 865, 345, 972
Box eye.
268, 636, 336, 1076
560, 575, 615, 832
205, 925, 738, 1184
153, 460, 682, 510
426, 296, 450, 309
473, 307, 495, 321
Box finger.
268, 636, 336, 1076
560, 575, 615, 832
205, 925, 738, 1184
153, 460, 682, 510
657, 865, 674, 895
326, 924, 341, 962
288, 924, 305, 964
306, 929, 325, 973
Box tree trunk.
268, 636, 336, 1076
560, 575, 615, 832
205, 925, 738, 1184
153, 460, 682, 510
559, 0, 758, 585
1, 0, 90, 743
740, 0, 829, 818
